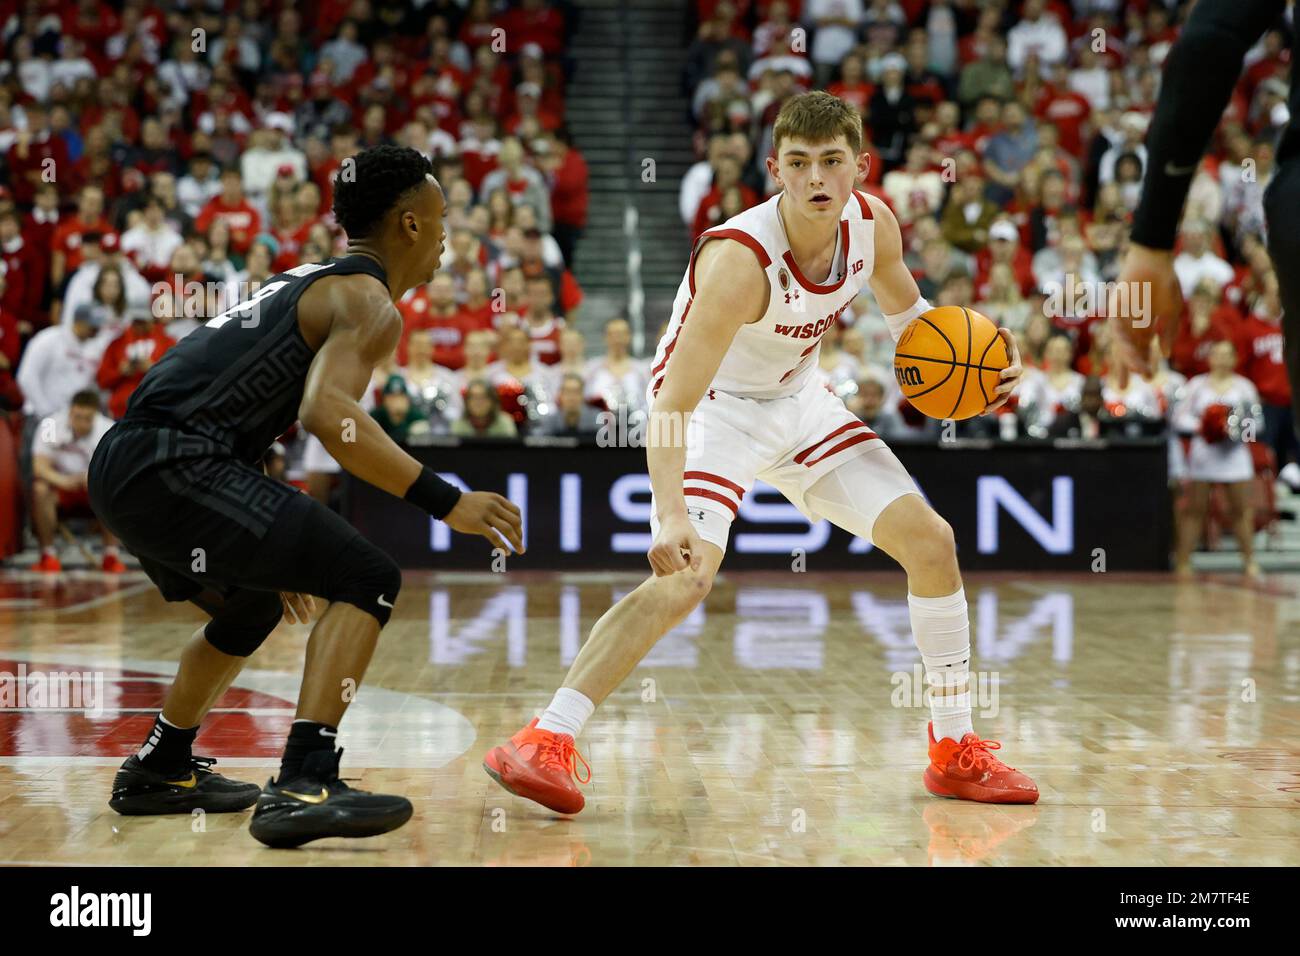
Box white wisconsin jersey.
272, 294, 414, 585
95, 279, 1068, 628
650, 190, 877, 400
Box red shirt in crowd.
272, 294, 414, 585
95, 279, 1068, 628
96, 324, 176, 419
52, 215, 114, 276
1236, 315, 1291, 407
195, 197, 262, 255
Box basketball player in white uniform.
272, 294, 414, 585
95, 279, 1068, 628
484, 92, 1039, 811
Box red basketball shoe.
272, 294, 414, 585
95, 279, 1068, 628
31, 553, 62, 573
483, 718, 590, 814
924, 723, 1039, 804
102, 553, 127, 573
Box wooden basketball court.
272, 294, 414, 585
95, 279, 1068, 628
1, 568, 1297, 866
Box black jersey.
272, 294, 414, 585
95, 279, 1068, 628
123, 254, 389, 464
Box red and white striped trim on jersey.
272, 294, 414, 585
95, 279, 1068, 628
793, 420, 879, 468
688, 227, 771, 297
782, 219, 851, 295
683, 470, 746, 516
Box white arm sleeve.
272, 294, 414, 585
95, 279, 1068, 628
883, 296, 933, 343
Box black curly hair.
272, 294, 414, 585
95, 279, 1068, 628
332, 145, 436, 240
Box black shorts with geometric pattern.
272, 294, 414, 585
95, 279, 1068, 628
88, 419, 369, 605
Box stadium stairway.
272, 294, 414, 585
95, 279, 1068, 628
566, 0, 692, 352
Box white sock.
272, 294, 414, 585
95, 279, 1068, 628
908, 587, 974, 743
536, 687, 594, 739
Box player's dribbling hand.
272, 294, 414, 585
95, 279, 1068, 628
648, 514, 703, 577
280, 592, 316, 624
1110, 243, 1184, 380
981, 328, 1023, 415
445, 491, 526, 554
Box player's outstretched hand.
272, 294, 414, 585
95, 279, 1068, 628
648, 514, 703, 577
1110, 243, 1184, 380
445, 491, 526, 554
982, 327, 1023, 415
280, 592, 316, 625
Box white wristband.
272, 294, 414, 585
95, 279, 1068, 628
883, 296, 933, 342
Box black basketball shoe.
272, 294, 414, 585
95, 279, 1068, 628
109, 754, 261, 815
248, 747, 413, 849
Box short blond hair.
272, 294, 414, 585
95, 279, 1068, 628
772, 91, 863, 157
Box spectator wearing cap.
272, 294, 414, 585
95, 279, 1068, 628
506, 82, 561, 135
28, 388, 123, 574
120, 196, 184, 282
96, 309, 175, 419
176, 152, 223, 218
195, 168, 262, 255
370, 374, 431, 443
478, 136, 553, 233
17, 303, 109, 421
59, 236, 151, 332
1006, 0, 1068, 77
240, 114, 307, 206
976, 219, 1037, 300
50, 185, 113, 290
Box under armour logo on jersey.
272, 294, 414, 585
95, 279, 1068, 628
686, 507, 707, 521
707, 388, 716, 400
784, 290, 801, 305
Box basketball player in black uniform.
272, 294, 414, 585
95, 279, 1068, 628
1112, 0, 1299, 409
88, 145, 524, 848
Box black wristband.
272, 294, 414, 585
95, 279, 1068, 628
404, 466, 462, 519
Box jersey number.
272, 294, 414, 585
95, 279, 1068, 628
206, 280, 289, 330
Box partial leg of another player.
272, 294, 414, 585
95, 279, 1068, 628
483, 542, 726, 813
802, 452, 1038, 804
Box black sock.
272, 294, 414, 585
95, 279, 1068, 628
137, 714, 199, 773
278, 720, 338, 783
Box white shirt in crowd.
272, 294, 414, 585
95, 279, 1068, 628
121, 223, 185, 273
16, 325, 111, 420
32, 409, 114, 477
1173, 249, 1236, 298
1007, 13, 1069, 74
60, 260, 154, 329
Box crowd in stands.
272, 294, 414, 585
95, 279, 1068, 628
681, 0, 1292, 542
0, 0, 610, 558
0, 0, 1294, 568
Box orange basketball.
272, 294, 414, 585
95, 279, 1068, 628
892, 306, 1009, 421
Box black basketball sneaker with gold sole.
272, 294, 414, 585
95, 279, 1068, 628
248, 747, 413, 849
109, 755, 261, 815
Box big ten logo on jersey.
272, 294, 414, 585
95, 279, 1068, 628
774, 301, 852, 340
